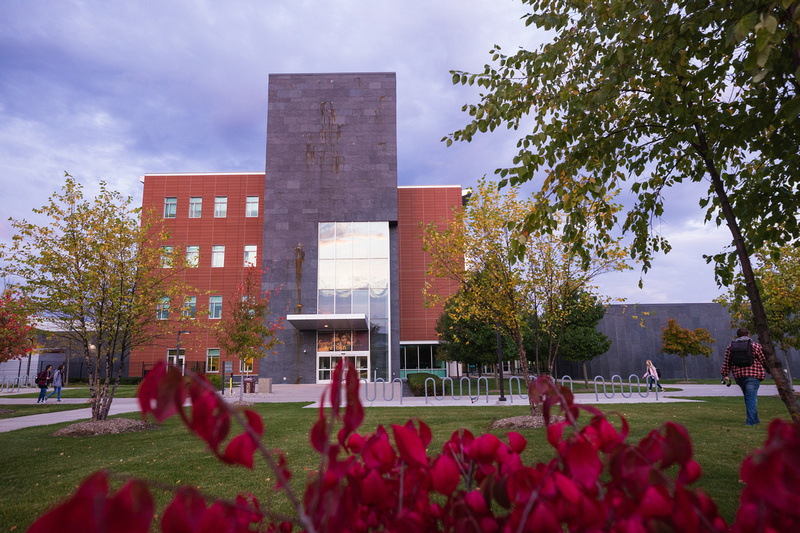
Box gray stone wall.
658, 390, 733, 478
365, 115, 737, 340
557, 303, 800, 381
261, 73, 399, 383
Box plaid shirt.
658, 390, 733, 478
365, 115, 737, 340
720, 337, 768, 380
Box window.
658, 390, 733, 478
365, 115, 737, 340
164, 197, 177, 218
209, 296, 223, 319
183, 296, 196, 318
211, 245, 225, 268
243, 245, 257, 267
206, 349, 220, 373
189, 197, 202, 218
157, 297, 170, 320
186, 245, 199, 267
214, 196, 227, 218
160, 246, 174, 268
240, 357, 253, 373
246, 196, 259, 217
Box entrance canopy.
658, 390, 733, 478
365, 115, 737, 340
286, 313, 368, 331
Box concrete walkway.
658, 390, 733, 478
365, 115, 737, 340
0, 382, 783, 434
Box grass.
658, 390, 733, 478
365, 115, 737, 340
0, 395, 791, 530
0, 403, 90, 419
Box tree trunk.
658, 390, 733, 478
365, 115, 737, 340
583, 362, 589, 388
700, 135, 800, 421
682, 356, 688, 382
511, 327, 537, 415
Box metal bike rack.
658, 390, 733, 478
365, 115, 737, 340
424, 376, 489, 404
594, 374, 659, 401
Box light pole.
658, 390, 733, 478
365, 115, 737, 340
176, 330, 191, 375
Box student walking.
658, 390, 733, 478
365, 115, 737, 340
36, 365, 52, 403
643, 360, 664, 392
721, 328, 769, 425
45, 364, 64, 402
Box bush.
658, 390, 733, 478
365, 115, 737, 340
28, 362, 800, 533
204, 374, 223, 390
406, 372, 443, 396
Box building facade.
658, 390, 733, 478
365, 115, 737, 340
129, 73, 462, 383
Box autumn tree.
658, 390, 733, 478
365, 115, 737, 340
716, 244, 800, 383
0, 174, 193, 421
423, 178, 628, 413
213, 266, 283, 402
660, 319, 715, 382
446, 0, 800, 419
0, 286, 37, 364
435, 287, 519, 382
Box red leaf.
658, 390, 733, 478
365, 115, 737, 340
564, 440, 602, 489
639, 485, 672, 518
392, 424, 429, 467
362, 430, 397, 472
507, 432, 527, 454
107, 480, 155, 533
161, 489, 207, 533
223, 433, 259, 469
661, 422, 693, 468
339, 362, 363, 444
431, 454, 461, 495
678, 459, 702, 485
242, 409, 264, 437
467, 434, 502, 463
310, 410, 328, 453
464, 489, 489, 514
137, 362, 186, 422
547, 422, 565, 448
361, 469, 390, 506
27, 471, 110, 533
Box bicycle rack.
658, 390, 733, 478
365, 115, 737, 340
424, 376, 489, 404
594, 374, 659, 401
360, 377, 407, 405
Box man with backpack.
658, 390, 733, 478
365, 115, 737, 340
720, 328, 769, 425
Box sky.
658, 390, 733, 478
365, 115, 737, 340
0, 0, 732, 304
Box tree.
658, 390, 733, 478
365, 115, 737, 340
435, 288, 519, 381
0, 174, 192, 421
446, 0, 800, 420
0, 286, 37, 363
555, 292, 612, 385
660, 318, 715, 382
716, 244, 800, 383
213, 266, 283, 402
423, 178, 629, 413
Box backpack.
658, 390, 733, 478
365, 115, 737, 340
729, 339, 753, 367
656, 368, 662, 379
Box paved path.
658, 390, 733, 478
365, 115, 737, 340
0, 382, 784, 434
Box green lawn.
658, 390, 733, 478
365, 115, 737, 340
3, 384, 140, 400
0, 396, 791, 530
0, 403, 90, 419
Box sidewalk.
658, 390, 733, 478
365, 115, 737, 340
0, 382, 783, 433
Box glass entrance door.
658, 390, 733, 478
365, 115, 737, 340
317, 330, 370, 383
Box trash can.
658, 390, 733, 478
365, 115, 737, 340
243, 378, 255, 393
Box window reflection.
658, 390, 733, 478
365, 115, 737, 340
352, 290, 369, 314
318, 290, 335, 313
318, 260, 335, 289
319, 223, 335, 259
352, 259, 369, 289
370, 259, 388, 288
335, 290, 351, 314
352, 222, 370, 258
370, 288, 388, 319
335, 222, 352, 258
370, 222, 388, 258
353, 331, 368, 351
335, 259, 352, 288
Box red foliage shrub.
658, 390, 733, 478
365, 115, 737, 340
27, 361, 800, 532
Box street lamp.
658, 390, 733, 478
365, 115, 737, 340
176, 330, 191, 375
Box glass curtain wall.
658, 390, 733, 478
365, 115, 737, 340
317, 221, 390, 382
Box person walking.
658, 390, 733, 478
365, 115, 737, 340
45, 364, 64, 403
721, 328, 769, 426
643, 360, 664, 392
36, 364, 52, 403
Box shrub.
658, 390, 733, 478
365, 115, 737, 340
28, 362, 800, 532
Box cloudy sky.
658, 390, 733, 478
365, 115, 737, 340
0, 0, 732, 304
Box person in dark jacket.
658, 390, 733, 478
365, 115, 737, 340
36, 365, 52, 403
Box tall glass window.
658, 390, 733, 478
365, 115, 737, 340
316, 221, 391, 382
189, 197, 202, 218
186, 245, 199, 267
245, 196, 259, 217
206, 349, 220, 373
164, 197, 177, 218
214, 196, 227, 218
209, 296, 223, 319
157, 297, 169, 320
183, 296, 196, 318
211, 245, 225, 268
243, 245, 257, 267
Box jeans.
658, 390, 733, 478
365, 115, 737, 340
735, 376, 761, 425
37, 386, 47, 403
45, 386, 62, 401
646, 376, 662, 391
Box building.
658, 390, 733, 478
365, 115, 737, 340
129, 73, 462, 383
